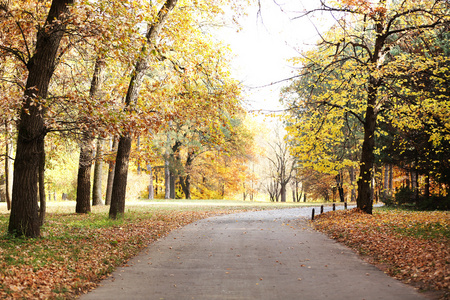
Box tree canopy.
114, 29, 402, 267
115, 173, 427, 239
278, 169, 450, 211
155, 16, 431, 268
1, 0, 254, 236
283, 0, 450, 213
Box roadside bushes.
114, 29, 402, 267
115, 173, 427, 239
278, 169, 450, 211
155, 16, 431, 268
383, 187, 450, 211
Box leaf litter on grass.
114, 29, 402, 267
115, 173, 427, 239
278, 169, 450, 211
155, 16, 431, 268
313, 208, 449, 299
0, 209, 241, 299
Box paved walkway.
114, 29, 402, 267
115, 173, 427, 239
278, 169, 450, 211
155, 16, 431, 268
80, 208, 426, 300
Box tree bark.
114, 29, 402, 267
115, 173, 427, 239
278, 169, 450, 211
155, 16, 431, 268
164, 154, 171, 199
180, 174, 191, 199
76, 135, 94, 214
109, 135, 132, 219
180, 150, 194, 199
349, 166, 356, 202
413, 168, 419, 201
8, 0, 73, 237
389, 164, 393, 195
92, 138, 104, 206
280, 183, 287, 202
383, 164, 389, 200
336, 172, 345, 202
169, 140, 181, 199
105, 136, 118, 205
38, 146, 46, 226
356, 77, 379, 214
424, 173, 430, 199
148, 164, 154, 199
76, 56, 105, 212
170, 172, 176, 199
109, 0, 178, 218
5, 121, 13, 211
136, 136, 141, 175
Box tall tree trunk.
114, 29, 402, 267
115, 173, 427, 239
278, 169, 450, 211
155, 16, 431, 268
383, 164, 389, 200
370, 168, 376, 203
180, 150, 194, 199
148, 164, 154, 200
336, 172, 345, 202
164, 154, 170, 199
105, 136, 118, 205
92, 138, 104, 206
389, 164, 393, 195
349, 166, 356, 202
155, 168, 159, 196
8, 0, 73, 237
413, 169, 419, 202
280, 183, 287, 202
169, 141, 181, 199
109, 135, 132, 219
5, 121, 13, 211
76, 57, 105, 212
293, 181, 298, 202
170, 172, 176, 199
109, 0, 178, 218
136, 136, 141, 175
76, 135, 94, 214
356, 77, 379, 214
424, 173, 430, 200
38, 145, 46, 226
180, 174, 191, 199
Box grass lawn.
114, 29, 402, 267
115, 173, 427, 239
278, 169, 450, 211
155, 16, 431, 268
0, 199, 314, 299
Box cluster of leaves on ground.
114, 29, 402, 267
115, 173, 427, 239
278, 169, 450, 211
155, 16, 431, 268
0, 208, 247, 299
313, 208, 449, 299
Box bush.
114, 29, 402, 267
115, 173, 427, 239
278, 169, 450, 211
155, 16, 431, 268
381, 195, 396, 207
416, 195, 450, 211
395, 187, 415, 205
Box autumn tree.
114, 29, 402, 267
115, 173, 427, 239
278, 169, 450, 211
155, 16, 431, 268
283, 58, 362, 203
108, 0, 247, 214
285, 0, 449, 213
266, 127, 295, 203
6, 0, 75, 237
3, 0, 159, 232
151, 104, 250, 200
108, 0, 179, 218
76, 58, 106, 214
375, 23, 450, 205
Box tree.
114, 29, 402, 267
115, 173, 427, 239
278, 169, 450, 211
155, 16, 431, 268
377, 22, 450, 200
8, 0, 74, 237
92, 137, 105, 206
4, 0, 157, 232
152, 109, 251, 200
107, 0, 247, 207
267, 137, 295, 203
104, 136, 118, 205
4, 122, 13, 210
285, 0, 449, 213
76, 58, 106, 213
109, 0, 179, 219
261, 123, 296, 203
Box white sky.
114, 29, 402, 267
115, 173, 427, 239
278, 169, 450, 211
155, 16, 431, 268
220, 0, 327, 114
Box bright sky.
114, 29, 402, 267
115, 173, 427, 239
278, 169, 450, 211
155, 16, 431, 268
220, 0, 326, 113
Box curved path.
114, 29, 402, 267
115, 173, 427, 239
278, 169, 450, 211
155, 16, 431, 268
80, 208, 426, 300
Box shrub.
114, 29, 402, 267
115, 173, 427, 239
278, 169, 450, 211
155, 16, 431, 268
417, 195, 450, 211
394, 187, 415, 205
